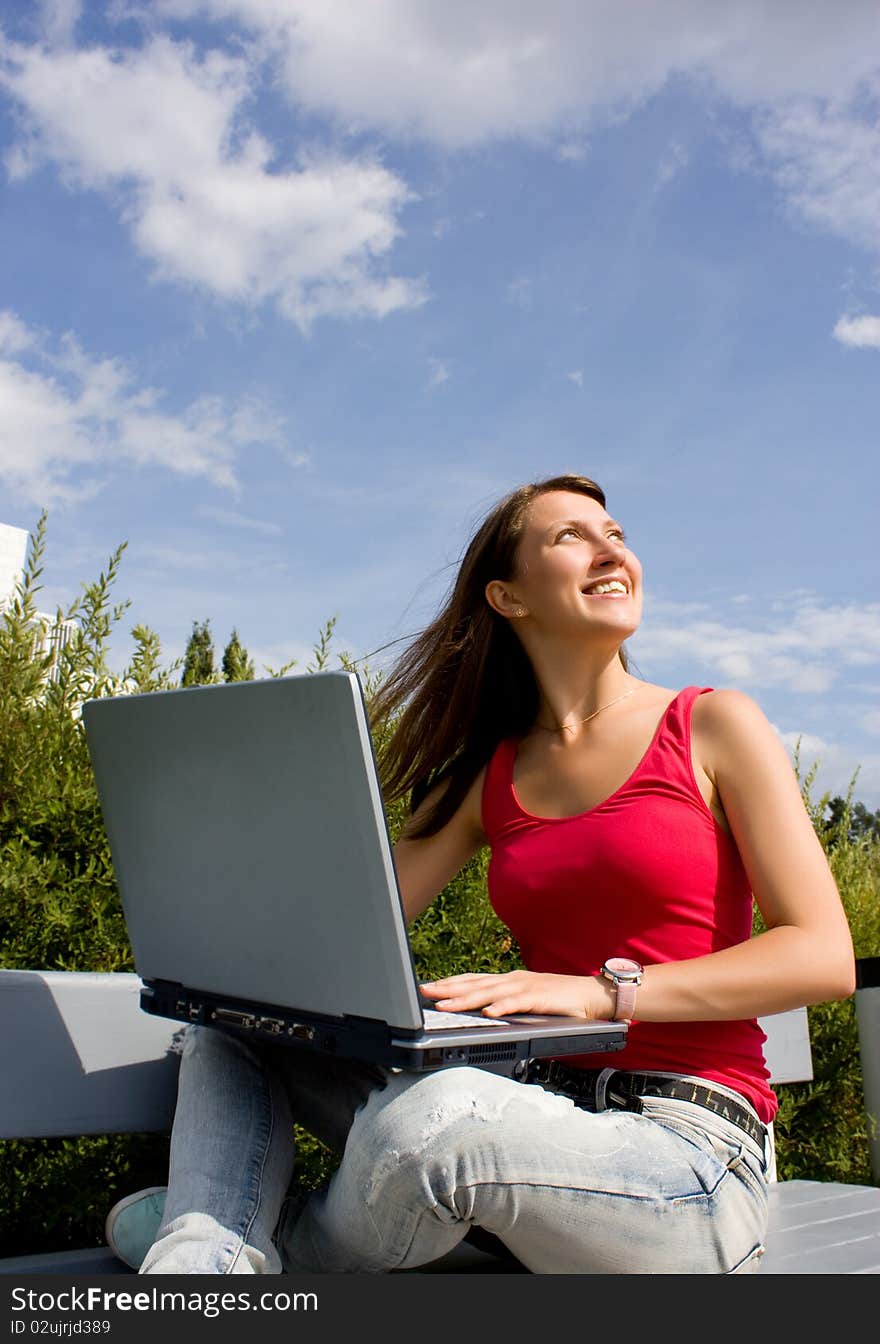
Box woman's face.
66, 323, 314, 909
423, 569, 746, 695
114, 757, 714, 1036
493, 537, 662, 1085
497, 489, 643, 640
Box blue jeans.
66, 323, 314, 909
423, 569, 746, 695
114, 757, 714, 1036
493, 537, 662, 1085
140, 1025, 772, 1275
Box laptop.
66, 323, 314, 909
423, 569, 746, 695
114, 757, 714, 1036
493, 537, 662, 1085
82, 671, 627, 1074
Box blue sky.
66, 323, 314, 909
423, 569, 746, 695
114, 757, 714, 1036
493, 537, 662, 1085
1, 1, 878, 810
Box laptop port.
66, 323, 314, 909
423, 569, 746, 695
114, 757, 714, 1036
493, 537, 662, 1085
257, 1017, 286, 1034
289, 1023, 316, 1041
187, 1003, 202, 1020
212, 1008, 256, 1029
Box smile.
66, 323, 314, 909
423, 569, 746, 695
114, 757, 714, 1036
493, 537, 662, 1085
582, 580, 630, 598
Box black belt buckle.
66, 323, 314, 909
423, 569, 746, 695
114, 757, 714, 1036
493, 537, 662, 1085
606, 1076, 642, 1114
518, 1057, 548, 1085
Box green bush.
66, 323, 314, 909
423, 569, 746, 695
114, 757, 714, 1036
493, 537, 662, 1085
1, 517, 877, 1257
766, 748, 880, 1184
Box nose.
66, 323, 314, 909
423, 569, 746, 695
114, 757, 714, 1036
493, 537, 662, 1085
590, 533, 626, 572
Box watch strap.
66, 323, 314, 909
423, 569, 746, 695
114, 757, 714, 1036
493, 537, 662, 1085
613, 978, 637, 1023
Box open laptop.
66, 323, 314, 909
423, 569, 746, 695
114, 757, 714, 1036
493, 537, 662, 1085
82, 671, 626, 1074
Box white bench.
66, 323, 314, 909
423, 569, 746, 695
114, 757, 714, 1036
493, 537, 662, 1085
1, 966, 878, 1275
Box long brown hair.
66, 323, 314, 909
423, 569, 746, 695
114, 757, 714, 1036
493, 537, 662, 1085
368, 474, 632, 839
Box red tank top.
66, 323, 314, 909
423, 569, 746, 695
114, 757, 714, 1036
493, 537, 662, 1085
481, 685, 777, 1123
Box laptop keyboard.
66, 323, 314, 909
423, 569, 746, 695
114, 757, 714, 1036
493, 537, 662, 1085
422, 1008, 512, 1030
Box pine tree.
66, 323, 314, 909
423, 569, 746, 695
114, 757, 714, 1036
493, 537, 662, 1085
181, 619, 215, 686
222, 628, 255, 682
823, 795, 880, 849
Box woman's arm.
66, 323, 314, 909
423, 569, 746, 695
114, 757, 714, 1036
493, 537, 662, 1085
392, 767, 488, 924
422, 690, 856, 1021
633, 687, 856, 1018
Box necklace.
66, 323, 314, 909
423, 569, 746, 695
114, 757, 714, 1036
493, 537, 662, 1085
533, 685, 639, 734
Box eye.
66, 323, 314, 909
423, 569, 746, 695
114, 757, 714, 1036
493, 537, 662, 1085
556, 526, 627, 542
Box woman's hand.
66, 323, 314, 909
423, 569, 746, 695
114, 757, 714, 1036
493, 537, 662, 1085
420, 970, 613, 1020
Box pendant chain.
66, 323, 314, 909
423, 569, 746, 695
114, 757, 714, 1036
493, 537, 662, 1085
534, 685, 639, 734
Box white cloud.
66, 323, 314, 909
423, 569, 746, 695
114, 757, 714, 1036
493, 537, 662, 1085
753, 95, 880, 256
1, 0, 878, 347
0, 35, 426, 329
196, 506, 283, 535
150, 1, 880, 260
0, 311, 285, 507
833, 313, 880, 349
0, 311, 35, 355
155, 2, 880, 140
427, 357, 450, 388
633, 594, 880, 695
656, 140, 689, 188
556, 139, 588, 163
39, 0, 83, 46
566, 370, 584, 388
775, 728, 833, 763
4, 3, 880, 331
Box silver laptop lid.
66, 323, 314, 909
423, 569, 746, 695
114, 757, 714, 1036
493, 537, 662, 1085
83, 672, 425, 1031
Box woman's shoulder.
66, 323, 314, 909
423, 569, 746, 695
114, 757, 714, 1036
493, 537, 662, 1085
690, 685, 764, 729
689, 686, 777, 780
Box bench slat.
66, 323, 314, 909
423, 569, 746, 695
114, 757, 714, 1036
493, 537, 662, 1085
0, 971, 180, 1138
761, 1180, 880, 1274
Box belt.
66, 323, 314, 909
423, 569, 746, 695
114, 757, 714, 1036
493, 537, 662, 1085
523, 1059, 767, 1149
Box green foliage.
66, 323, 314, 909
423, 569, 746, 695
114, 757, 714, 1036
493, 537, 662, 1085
181, 619, 217, 687
0, 1136, 171, 1258
755, 740, 880, 1184
126, 624, 183, 694
1, 515, 878, 1259
407, 850, 522, 982
221, 628, 255, 683
0, 518, 181, 1255
821, 795, 880, 849
1, 517, 137, 973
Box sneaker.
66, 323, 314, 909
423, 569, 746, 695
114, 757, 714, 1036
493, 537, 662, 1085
105, 1186, 167, 1270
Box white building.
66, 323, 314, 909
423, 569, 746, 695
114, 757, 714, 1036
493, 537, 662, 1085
0, 522, 28, 608
1, 521, 78, 683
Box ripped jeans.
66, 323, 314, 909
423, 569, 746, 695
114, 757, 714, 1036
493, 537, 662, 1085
140, 1025, 772, 1275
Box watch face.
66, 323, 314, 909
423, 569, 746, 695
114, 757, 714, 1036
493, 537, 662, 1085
604, 957, 643, 981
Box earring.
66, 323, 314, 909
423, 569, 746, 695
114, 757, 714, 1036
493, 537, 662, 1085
512, 607, 527, 617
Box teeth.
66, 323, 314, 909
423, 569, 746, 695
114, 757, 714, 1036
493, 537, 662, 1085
585, 581, 628, 595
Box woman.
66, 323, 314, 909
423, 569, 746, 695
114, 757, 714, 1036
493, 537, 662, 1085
105, 473, 855, 1275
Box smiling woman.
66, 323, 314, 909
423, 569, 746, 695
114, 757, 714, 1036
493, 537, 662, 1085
104, 472, 856, 1277
365, 476, 643, 842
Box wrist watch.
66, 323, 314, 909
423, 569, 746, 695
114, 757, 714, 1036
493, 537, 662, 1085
600, 957, 644, 1023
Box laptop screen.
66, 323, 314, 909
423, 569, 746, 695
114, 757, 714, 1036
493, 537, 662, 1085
83, 673, 427, 1031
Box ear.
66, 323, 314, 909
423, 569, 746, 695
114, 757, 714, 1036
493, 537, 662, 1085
485, 579, 527, 619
